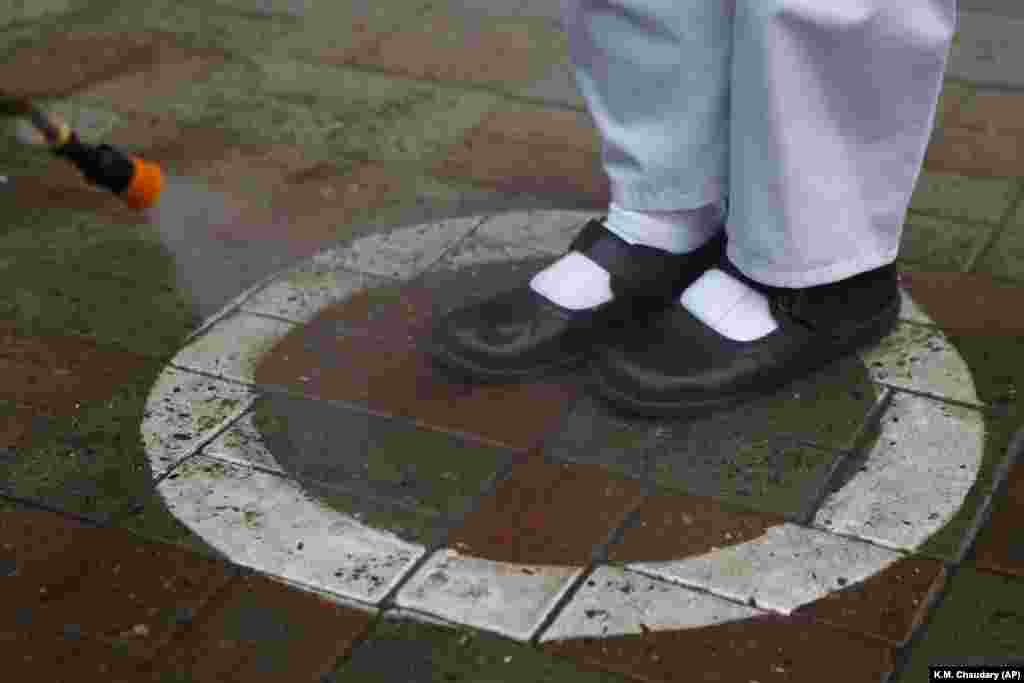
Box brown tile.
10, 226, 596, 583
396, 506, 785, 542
792, 558, 946, 647
544, 612, 894, 683
118, 118, 242, 173
162, 158, 408, 263
449, 455, 644, 565
0, 401, 44, 447
82, 45, 230, 112
947, 91, 1024, 135
268, 162, 410, 252
923, 126, 1024, 178
0, 322, 149, 370
0, 31, 186, 99
16, 524, 235, 658
0, 327, 153, 412
253, 321, 408, 403
0, 630, 148, 683
971, 461, 1024, 577
900, 271, 1024, 335
315, 281, 436, 341
353, 14, 541, 86
385, 349, 579, 451
0, 510, 98, 625
606, 492, 787, 565
0, 168, 143, 223
305, 20, 391, 65
152, 572, 374, 683
432, 109, 610, 204
255, 323, 578, 451
0, 358, 87, 412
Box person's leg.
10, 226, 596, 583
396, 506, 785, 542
593, 0, 958, 415
727, 0, 957, 287
429, 0, 735, 381
532, 0, 734, 310
559, 0, 732, 214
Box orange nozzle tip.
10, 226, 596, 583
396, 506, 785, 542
123, 156, 164, 210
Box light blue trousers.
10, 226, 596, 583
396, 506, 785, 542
560, 0, 958, 287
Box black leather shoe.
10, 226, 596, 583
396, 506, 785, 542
427, 217, 726, 382
591, 257, 901, 416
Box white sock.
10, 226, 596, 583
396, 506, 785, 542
679, 268, 779, 342
529, 202, 725, 311
604, 201, 725, 254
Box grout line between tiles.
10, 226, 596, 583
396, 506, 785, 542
798, 388, 894, 527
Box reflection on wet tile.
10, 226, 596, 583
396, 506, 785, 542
448, 455, 644, 566
650, 433, 844, 518
244, 392, 511, 521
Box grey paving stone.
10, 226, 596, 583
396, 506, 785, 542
947, 11, 1024, 89
960, 0, 1024, 20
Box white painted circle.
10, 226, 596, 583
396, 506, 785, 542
141, 210, 984, 641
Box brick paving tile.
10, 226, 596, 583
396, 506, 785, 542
945, 90, 1024, 135
251, 392, 509, 521
606, 491, 787, 565
255, 322, 578, 452
330, 613, 631, 682
149, 571, 375, 683
314, 281, 437, 341
0, 31, 191, 98
791, 558, 945, 647
0, 324, 153, 412
1, 509, 99, 631
607, 493, 945, 647
0, 170, 141, 223
896, 568, 1024, 681
0, 629, 149, 683
432, 108, 610, 204
544, 612, 895, 683
349, 11, 550, 87
924, 126, 1024, 178
924, 88, 1024, 177
0, 507, 234, 655
82, 44, 230, 114
2, 511, 235, 659
0, 397, 58, 450
974, 221, 1024, 286
900, 271, 1024, 335
969, 460, 1024, 577
448, 455, 645, 565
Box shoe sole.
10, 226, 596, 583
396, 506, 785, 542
591, 300, 900, 418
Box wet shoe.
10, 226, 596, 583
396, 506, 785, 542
591, 257, 901, 416
427, 217, 726, 383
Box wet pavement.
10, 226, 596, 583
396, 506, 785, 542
1, 0, 1023, 681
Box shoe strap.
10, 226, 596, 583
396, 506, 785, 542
718, 256, 898, 330
569, 218, 695, 299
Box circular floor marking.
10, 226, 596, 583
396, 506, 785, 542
142, 210, 984, 642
